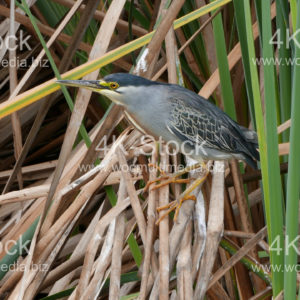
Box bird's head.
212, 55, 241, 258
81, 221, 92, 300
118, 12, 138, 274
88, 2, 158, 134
57, 73, 160, 107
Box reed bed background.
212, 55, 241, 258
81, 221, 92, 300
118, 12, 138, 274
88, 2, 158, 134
0, 0, 298, 299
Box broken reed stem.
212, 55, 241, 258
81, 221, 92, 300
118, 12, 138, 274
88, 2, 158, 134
158, 145, 170, 300
194, 161, 225, 300
109, 178, 127, 300
116, 148, 147, 245
139, 151, 158, 299
177, 220, 193, 299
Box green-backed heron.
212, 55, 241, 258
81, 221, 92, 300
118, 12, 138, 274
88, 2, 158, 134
57, 73, 259, 167
58, 73, 259, 219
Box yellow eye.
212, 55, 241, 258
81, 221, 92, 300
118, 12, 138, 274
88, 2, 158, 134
110, 82, 119, 89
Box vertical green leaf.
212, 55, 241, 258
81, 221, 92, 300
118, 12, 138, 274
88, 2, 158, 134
261, 1, 284, 295
236, 0, 284, 295
276, 0, 292, 140
210, 7, 236, 120
290, 0, 297, 32
284, 2, 300, 298
232, 0, 256, 126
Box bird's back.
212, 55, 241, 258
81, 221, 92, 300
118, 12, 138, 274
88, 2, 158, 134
165, 85, 259, 168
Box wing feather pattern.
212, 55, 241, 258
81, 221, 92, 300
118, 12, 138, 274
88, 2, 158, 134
165, 87, 259, 165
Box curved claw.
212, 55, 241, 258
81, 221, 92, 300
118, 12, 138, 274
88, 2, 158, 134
173, 194, 196, 221
143, 175, 170, 192
155, 194, 197, 225
144, 163, 191, 192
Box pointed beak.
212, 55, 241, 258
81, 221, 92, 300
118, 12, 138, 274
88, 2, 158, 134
56, 80, 108, 91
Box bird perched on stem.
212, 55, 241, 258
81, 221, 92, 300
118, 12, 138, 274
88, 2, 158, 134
58, 73, 259, 221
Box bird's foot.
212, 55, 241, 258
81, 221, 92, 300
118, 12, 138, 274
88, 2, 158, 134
155, 194, 197, 225
155, 167, 210, 224
145, 162, 209, 224
143, 163, 191, 192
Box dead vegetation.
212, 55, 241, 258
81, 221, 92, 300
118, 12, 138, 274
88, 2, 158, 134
0, 0, 290, 299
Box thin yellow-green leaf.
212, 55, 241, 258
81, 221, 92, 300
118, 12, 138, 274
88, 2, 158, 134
0, 0, 231, 119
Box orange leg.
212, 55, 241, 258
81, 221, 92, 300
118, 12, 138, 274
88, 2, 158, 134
144, 162, 204, 192
155, 166, 209, 225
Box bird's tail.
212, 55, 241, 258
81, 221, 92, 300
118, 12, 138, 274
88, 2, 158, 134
242, 152, 259, 169
239, 126, 260, 164
239, 126, 258, 143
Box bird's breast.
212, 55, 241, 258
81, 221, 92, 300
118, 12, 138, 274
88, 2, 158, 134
124, 110, 147, 134
124, 109, 164, 140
